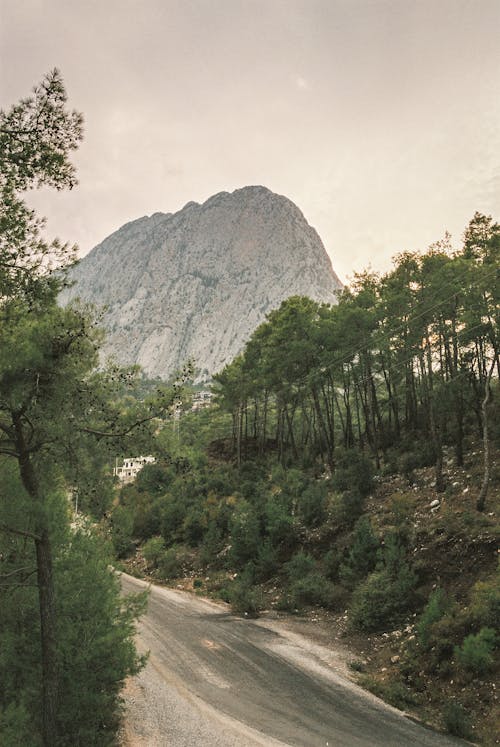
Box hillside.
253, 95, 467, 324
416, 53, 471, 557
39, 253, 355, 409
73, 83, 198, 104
108, 215, 499, 744
62, 186, 342, 380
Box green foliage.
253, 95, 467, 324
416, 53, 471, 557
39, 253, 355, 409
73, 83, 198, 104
285, 552, 317, 582
323, 547, 343, 581
417, 588, 449, 650
469, 563, 500, 628
339, 516, 379, 588
349, 536, 416, 632
442, 701, 473, 740
142, 536, 165, 569
280, 552, 339, 610
357, 676, 417, 711
54, 531, 147, 744
254, 539, 279, 581
229, 500, 261, 569
0, 69, 83, 302
228, 565, 263, 617
0, 703, 36, 747
332, 450, 374, 498
199, 521, 224, 568
157, 545, 192, 579
338, 489, 365, 524
297, 482, 327, 527
264, 496, 296, 547
0, 491, 145, 746
110, 504, 135, 558
454, 627, 497, 676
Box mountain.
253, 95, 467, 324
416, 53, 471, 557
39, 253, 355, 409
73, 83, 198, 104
62, 186, 342, 380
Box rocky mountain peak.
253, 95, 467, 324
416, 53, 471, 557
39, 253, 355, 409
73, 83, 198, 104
62, 186, 342, 380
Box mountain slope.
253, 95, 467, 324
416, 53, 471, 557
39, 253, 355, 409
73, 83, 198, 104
63, 186, 342, 379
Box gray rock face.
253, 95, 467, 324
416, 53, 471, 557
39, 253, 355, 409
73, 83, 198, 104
62, 186, 342, 380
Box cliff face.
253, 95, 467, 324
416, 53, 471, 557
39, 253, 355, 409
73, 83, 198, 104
62, 186, 342, 379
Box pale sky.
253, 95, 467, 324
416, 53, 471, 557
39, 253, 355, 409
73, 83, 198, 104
1, 0, 499, 283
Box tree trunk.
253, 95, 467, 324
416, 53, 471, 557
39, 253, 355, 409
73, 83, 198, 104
35, 531, 59, 747
477, 358, 495, 511
16, 443, 58, 747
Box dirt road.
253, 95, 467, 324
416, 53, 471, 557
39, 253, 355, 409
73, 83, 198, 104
120, 573, 464, 747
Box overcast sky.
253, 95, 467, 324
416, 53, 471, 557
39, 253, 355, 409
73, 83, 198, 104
1, 0, 499, 283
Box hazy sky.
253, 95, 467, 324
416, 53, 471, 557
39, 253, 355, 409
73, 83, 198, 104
1, 0, 499, 283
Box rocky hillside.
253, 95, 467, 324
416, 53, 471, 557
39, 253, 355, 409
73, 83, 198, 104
62, 186, 342, 379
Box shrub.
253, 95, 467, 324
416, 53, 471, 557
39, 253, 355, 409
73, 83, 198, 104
340, 489, 365, 524
254, 540, 279, 581
417, 588, 449, 650
443, 701, 472, 739
161, 497, 188, 545
265, 497, 296, 547
323, 547, 343, 581
469, 563, 500, 628
340, 516, 379, 588
285, 552, 316, 582
349, 539, 416, 632
229, 565, 263, 617
110, 504, 134, 558
199, 521, 223, 568
357, 676, 417, 710
332, 449, 373, 498
229, 500, 261, 569
142, 536, 165, 570
297, 483, 327, 527
182, 507, 206, 546
455, 627, 497, 676
288, 572, 336, 609
0, 703, 34, 747
157, 546, 192, 579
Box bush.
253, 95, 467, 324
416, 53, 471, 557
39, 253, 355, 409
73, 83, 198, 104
357, 676, 417, 710
157, 546, 192, 579
182, 507, 206, 546
417, 588, 449, 650
332, 449, 373, 498
229, 565, 263, 617
265, 497, 296, 548
297, 483, 327, 527
254, 540, 279, 582
199, 521, 224, 568
323, 547, 343, 581
229, 500, 261, 569
443, 701, 472, 739
349, 539, 416, 632
340, 516, 379, 588
161, 496, 188, 545
455, 627, 497, 676
0, 703, 34, 747
142, 536, 165, 570
469, 563, 500, 628
110, 504, 135, 558
285, 552, 316, 582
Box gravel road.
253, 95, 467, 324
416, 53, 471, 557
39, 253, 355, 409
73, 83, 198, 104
120, 573, 465, 747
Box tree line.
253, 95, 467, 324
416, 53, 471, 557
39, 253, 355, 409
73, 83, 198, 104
214, 218, 499, 509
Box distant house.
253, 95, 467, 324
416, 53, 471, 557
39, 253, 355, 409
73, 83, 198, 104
191, 390, 213, 411
113, 455, 156, 483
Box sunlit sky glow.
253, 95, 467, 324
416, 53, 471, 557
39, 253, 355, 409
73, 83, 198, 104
1, 0, 499, 283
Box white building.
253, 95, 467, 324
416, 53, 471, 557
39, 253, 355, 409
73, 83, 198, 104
113, 455, 156, 483
191, 390, 213, 411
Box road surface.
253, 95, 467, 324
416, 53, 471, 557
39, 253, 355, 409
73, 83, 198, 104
120, 573, 465, 747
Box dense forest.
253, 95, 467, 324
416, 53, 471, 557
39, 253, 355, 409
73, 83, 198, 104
111, 215, 499, 743
215, 217, 498, 495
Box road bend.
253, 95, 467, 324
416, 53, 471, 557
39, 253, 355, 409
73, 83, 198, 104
121, 572, 465, 747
